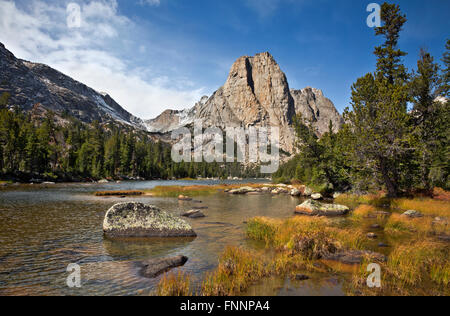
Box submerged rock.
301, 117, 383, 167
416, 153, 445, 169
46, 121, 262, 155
295, 200, 349, 217
181, 210, 206, 219
103, 202, 196, 238
294, 274, 310, 281
139, 256, 188, 278
402, 210, 424, 218
323, 250, 386, 265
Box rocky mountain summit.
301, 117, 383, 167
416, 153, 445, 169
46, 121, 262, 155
145, 52, 344, 154
0, 42, 144, 129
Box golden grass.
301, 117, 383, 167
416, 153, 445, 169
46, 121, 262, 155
246, 216, 368, 254
348, 240, 450, 296
155, 271, 191, 296
384, 213, 449, 237
200, 246, 269, 296
94, 190, 144, 196
392, 198, 450, 217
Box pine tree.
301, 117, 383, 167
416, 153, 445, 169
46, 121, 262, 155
410, 49, 441, 190
346, 3, 411, 197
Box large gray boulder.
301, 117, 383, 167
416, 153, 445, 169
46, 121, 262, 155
295, 200, 349, 217
103, 202, 196, 238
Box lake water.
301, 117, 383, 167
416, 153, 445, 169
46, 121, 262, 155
0, 180, 349, 296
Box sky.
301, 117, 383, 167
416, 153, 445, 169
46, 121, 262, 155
0, 0, 449, 119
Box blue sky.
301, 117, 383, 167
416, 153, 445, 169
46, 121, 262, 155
0, 0, 449, 119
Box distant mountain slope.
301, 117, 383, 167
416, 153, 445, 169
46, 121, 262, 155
145, 52, 344, 154
0, 42, 145, 129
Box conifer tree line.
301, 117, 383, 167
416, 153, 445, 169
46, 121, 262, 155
0, 100, 260, 182
274, 3, 449, 197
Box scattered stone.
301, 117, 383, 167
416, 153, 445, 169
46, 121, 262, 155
370, 224, 381, 229
378, 243, 389, 248
294, 274, 310, 281
261, 187, 271, 192
303, 187, 313, 196
375, 211, 391, 217
295, 200, 349, 217
103, 202, 197, 238
181, 210, 206, 219
367, 233, 378, 239
311, 193, 323, 200
98, 179, 109, 184
402, 210, 424, 218
433, 217, 447, 223
290, 189, 301, 197
178, 195, 193, 201
323, 250, 386, 265
42, 182, 56, 185
333, 192, 342, 199
138, 256, 188, 278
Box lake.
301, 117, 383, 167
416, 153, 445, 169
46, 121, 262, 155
0, 180, 346, 296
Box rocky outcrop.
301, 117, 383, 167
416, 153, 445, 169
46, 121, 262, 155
145, 52, 343, 154
0, 42, 145, 129
295, 200, 349, 216
103, 202, 196, 238
290, 87, 344, 136
138, 255, 188, 278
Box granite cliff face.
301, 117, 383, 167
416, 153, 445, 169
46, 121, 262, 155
145, 52, 343, 154
0, 42, 144, 128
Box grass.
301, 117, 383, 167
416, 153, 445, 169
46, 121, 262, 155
392, 198, 450, 217
155, 271, 191, 296
349, 240, 450, 296
201, 246, 269, 296
384, 213, 448, 237
94, 190, 144, 196
334, 193, 391, 209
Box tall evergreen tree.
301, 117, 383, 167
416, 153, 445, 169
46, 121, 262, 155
346, 3, 411, 197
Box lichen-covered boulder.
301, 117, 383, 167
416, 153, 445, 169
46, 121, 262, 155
228, 187, 260, 195
295, 200, 349, 216
103, 202, 196, 238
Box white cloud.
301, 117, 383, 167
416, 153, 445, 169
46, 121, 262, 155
0, 0, 204, 119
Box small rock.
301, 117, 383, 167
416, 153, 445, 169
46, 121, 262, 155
378, 243, 389, 248
178, 195, 193, 201
303, 187, 313, 196
370, 224, 381, 229
295, 200, 349, 217
290, 189, 301, 197
294, 274, 310, 281
98, 179, 109, 184
311, 193, 323, 200
402, 210, 423, 218
139, 256, 188, 278
333, 192, 342, 199
181, 210, 206, 219
367, 233, 378, 239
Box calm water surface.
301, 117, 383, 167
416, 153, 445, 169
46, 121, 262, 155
0, 180, 353, 296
